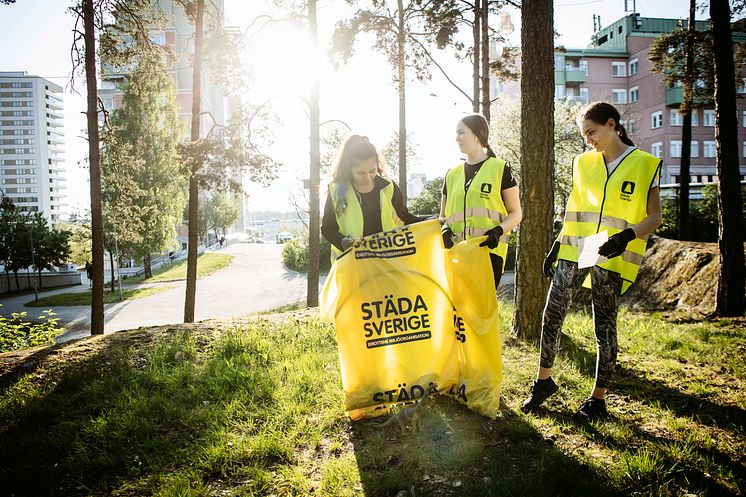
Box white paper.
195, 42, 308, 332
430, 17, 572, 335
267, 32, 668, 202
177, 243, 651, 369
577, 231, 609, 269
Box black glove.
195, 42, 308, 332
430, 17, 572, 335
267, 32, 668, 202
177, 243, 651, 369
598, 228, 636, 259
341, 236, 355, 251
441, 226, 456, 249
543, 241, 560, 278
479, 225, 504, 249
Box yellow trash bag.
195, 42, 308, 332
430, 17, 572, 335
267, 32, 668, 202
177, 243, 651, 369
445, 239, 502, 418
320, 219, 502, 419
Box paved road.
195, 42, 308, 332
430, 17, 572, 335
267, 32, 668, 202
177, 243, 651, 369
1, 243, 516, 343
0, 243, 311, 342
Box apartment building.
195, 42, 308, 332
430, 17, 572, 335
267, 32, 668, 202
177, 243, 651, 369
554, 14, 746, 198
0, 71, 66, 223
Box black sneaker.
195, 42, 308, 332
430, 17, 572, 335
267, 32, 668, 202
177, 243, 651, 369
575, 397, 609, 421
520, 377, 559, 413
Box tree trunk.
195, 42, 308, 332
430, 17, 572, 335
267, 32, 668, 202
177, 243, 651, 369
37, 267, 43, 290
397, 0, 407, 202
480, 0, 490, 121
307, 0, 321, 308
710, 0, 746, 316
84, 0, 105, 335
13, 270, 20, 294
472, 2, 480, 113
679, 0, 696, 240
184, 0, 204, 323
144, 253, 152, 280
514, 0, 555, 340
679, 110, 692, 240
109, 250, 115, 293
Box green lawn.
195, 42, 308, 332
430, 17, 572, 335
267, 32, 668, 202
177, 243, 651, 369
125, 252, 234, 284
24, 285, 174, 307
0, 306, 743, 496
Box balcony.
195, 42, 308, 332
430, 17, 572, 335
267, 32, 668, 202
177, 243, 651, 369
565, 69, 587, 83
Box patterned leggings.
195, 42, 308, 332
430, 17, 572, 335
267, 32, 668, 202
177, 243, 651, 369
539, 260, 622, 389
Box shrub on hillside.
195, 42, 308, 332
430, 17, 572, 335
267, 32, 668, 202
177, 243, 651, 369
281, 235, 332, 273
0, 304, 63, 352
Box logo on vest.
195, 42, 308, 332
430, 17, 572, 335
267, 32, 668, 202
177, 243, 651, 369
620, 181, 635, 201
480, 183, 492, 198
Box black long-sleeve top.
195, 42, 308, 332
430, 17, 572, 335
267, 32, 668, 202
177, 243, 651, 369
322, 176, 422, 252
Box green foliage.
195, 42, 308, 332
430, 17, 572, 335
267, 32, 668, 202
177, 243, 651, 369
102, 48, 186, 262
55, 220, 91, 267
381, 131, 419, 180
0, 304, 62, 352
490, 95, 585, 211
409, 177, 443, 216
0, 199, 72, 289
648, 21, 715, 112
198, 192, 240, 242
659, 184, 746, 241
282, 235, 331, 273
1, 308, 742, 495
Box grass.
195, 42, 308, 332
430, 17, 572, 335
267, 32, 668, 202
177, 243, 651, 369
24, 285, 175, 307
0, 306, 743, 496
125, 253, 234, 284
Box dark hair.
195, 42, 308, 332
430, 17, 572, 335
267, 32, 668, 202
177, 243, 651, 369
577, 101, 635, 146
460, 113, 496, 158
331, 134, 383, 211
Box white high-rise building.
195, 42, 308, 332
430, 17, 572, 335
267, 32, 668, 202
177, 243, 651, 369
0, 71, 66, 224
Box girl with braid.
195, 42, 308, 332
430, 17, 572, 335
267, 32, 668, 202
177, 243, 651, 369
521, 102, 662, 420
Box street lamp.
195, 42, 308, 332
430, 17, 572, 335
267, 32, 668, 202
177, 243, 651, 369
28, 225, 37, 302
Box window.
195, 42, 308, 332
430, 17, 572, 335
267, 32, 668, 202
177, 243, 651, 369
629, 86, 639, 103
670, 109, 683, 126
651, 111, 663, 129
651, 142, 664, 158
691, 141, 699, 158
691, 110, 698, 126
102, 96, 114, 110
579, 87, 589, 103
738, 79, 746, 93
670, 140, 682, 158
612, 62, 627, 77
704, 109, 716, 127
613, 89, 627, 104
743, 110, 746, 127
743, 140, 746, 158
703, 140, 717, 158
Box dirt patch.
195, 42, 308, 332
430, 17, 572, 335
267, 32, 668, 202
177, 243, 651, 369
623, 236, 733, 315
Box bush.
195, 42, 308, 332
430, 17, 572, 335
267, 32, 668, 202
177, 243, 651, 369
0, 304, 63, 352
281, 235, 332, 273
658, 184, 745, 242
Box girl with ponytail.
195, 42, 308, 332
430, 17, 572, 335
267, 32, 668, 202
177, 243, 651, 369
440, 113, 522, 289
521, 101, 663, 421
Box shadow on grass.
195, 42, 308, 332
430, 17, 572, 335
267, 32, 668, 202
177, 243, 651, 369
349, 397, 620, 497
558, 334, 746, 433
0, 325, 273, 496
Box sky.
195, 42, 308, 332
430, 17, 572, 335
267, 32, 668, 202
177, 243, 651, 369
0, 0, 697, 217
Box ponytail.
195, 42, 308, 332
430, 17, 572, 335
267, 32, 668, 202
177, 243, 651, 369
616, 124, 635, 146
486, 145, 497, 158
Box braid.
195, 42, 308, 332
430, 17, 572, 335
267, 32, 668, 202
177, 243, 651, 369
616, 124, 635, 146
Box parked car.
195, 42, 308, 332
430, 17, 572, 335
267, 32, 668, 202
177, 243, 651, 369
276, 232, 293, 244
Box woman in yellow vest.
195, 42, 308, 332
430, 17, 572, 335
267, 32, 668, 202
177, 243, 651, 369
322, 135, 421, 260
521, 102, 662, 421
440, 113, 522, 289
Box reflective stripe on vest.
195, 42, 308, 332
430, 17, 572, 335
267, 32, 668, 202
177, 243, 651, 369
558, 149, 661, 294
444, 157, 510, 267
328, 179, 402, 260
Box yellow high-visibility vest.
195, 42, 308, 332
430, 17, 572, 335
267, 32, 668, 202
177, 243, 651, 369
558, 148, 661, 294
444, 157, 510, 266
328, 179, 402, 259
